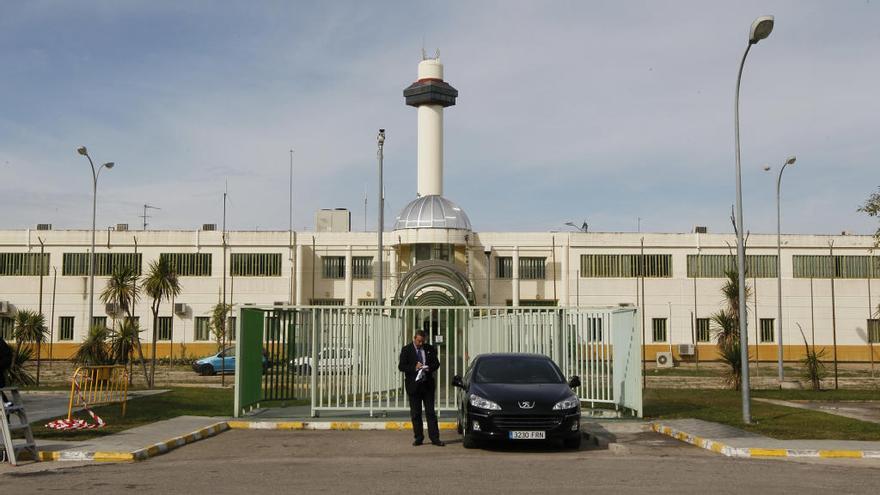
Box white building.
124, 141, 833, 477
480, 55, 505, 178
1, 56, 877, 363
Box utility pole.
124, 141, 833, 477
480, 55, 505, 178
289, 149, 295, 305
141, 204, 160, 230
221, 184, 228, 386
37, 237, 45, 384
376, 129, 385, 306
49, 267, 57, 362
830, 241, 839, 389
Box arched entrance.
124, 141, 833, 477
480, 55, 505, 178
393, 260, 475, 306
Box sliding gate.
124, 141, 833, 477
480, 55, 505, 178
234, 306, 641, 418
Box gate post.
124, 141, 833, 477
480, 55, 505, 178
234, 307, 265, 418
310, 309, 320, 418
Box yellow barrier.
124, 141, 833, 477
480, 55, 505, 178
67, 365, 130, 420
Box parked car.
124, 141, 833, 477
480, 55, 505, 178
452, 353, 582, 449
290, 347, 357, 374
192, 347, 269, 376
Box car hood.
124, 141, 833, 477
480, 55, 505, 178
469, 382, 575, 412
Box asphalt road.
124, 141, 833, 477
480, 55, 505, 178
3, 429, 879, 494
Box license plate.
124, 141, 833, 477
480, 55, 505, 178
509, 431, 546, 440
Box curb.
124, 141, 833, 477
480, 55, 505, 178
650, 422, 880, 460
226, 420, 458, 431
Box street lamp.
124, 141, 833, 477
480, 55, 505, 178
376, 129, 385, 306
765, 155, 796, 385
77, 146, 114, 333
734, 15, 774, 424
565, 221, 588, 233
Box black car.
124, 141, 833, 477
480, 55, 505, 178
452, 353, 582, 449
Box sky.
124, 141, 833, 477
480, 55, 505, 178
1, 0, 878, 235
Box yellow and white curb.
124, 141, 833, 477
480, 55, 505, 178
650, 422, 880, 460
226, 420, 458, 431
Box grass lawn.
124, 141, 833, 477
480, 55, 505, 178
645, 388, 880, 441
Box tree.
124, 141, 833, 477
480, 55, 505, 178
13, 309, 47, 386
210, 301, 232, 386
101, 266, 150, 385
710, 270, 752, 390
858, 187, 880, 242
73, 325, 112, 366
142, 258, 181, 388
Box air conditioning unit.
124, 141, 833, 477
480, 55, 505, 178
174, 303, 188, 315
0, 301, 10, 315
202, 224, 217, 231
677, 344, 695, 356
693, 226, 708, 234
105, 303, 120, 315
36, 223, 53, 231
116, 223, 129, 231
655, 352, 674, 369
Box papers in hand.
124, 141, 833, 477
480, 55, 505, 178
415, 365, 431, 382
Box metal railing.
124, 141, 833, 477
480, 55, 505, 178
67, 365, 129, 419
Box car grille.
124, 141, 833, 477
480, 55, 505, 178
492, 415, 563, 430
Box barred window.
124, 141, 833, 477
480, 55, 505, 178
160, 253, 212, 276
125, 316, 140, 329
63, 252, 142, 276
868, 319, 880, 344
227, 317, 236, 341
157, 316, 173, 341
309, 298, 344, 306
91, 316, 107, 330
230, 253, 281, 277
760, 318, 775, 343
194, 317, 211, 341
519, 257, 546, 280
506, 299, 558, 307
0, 253, 50, 276
793, 255, 879, 279
580, 254, 672, 278
322, 256, 345, 279
0, 317, 13, 340
696, 318, 711, 343
652, 318, 667, 343
358, 298, 385, 306
687, 255, 778, 278
414, 244, 451, 263
352, 256, 373, 279
59, 316, 75, 341
496, 257, 513, 279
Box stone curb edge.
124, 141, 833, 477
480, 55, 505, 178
650, 422, 880, 460
225, 420, 459, 431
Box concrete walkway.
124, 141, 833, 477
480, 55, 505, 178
19, 389, 169, 423
753, 398, 880, 425
652, 418, 880, 459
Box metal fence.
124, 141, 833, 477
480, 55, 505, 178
234, 306, 642, 418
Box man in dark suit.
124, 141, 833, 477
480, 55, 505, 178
398, 330, 444, 446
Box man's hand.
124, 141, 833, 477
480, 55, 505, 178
415, 362, 423, 370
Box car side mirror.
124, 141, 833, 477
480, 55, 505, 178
452, 375, 464, 389
568, 376, 581, 389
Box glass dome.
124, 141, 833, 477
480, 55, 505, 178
393, 195, 472, 231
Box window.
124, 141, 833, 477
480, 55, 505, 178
91, 316, 108, 330
59, 316, 75, 341
160, 253, 212, 276
687, 255, 778, 278
0, 317, 13, 340
868, 319, 880, 344
352, 256, 373, 279
63, 252, 142, 276
652, 318, 667, 343
0, 253, 49, 276
227, 317, 236, 341
580, 254, 672, 278
309, 298, 344, 306
414, 244, 451, 263
230, 253, 282, 277
496, 257, 513, 279
505, 299, 557, 307
157, 316, 173, 341
793, 255, 879, 279
358, 298, 384, 306
125, 316, 140, 329
696, 318, 711, 343
322, 256, 345, 279
760, 318, 775, 343
519, 257, 546, 280
194, 317, 211, 341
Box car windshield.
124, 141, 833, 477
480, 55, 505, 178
473, 356, 564, 384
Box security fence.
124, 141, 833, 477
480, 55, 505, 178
234, 306, 642, 418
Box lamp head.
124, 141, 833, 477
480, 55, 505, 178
377, 128, 385, 145
762, 165, 771, 172
77, 146, 88, 156
103, 162, 115, 169
785, 155, 797, 166
749, 15, 774, 44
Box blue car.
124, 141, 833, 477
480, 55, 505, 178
192, 347, 269, 376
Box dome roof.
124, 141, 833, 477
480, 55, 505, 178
393, 195, 472, 231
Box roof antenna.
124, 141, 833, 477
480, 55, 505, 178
434, 48, 440, 60
421, 36, 427, 60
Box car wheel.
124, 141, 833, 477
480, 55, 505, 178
199, 364, 216, 376
462, 422, 478, 449
563, 435, 582, 450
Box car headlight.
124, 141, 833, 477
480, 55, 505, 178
552, 396, 580, 410
469, 394, 501, 410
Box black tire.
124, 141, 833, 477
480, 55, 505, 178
462, 422, 478, 449
456, 413, 463, 435
199, 364, 216, 376
563, 435, 582, 450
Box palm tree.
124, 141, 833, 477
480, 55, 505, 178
142, 258, 181, 388
73, 325, 112, 365
710, 269, 752, 390
101, 266, 150, 385
13, 309, 47, 386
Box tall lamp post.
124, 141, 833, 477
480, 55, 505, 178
376, 129, 385, 306
765, 155, 797, 385
733, 15, 774, 424
77, 146, 114, 334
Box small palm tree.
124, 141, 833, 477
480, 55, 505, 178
142, 258, 181, 387
110, 319, 139, 365
101, 266, 150, 385
711, 269, 752, 390
7, 345, 35, 387
73, 325, 112, 366
13, 309, 47, 386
